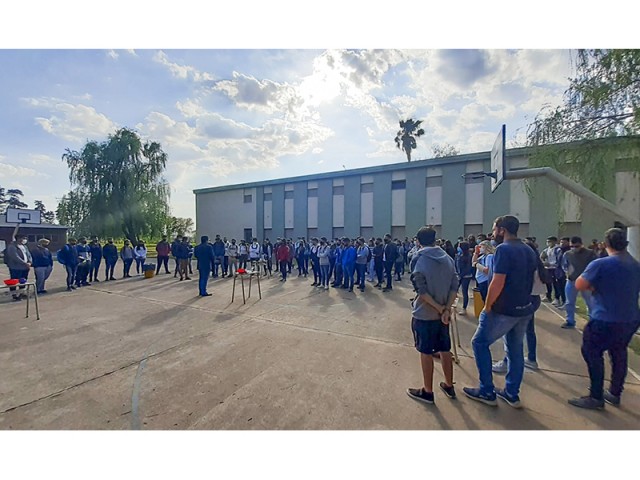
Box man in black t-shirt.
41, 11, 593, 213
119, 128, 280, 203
463, 215, 537, 409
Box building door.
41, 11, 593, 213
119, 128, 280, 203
244, 228, 252, 243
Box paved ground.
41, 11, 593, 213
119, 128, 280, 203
1, 263, 639, 430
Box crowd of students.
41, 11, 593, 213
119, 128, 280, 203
4, 221, 639, 413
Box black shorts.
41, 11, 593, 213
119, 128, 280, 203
411, 318, 451, 355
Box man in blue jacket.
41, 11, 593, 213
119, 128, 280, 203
102, 238, 118, 281
60, 237, 79, 291
211, 235, 226, 278
194, 235, 215, 296
32, 238, 54, 294
89, 237, 103, 282
383, 233, 398, 292
341, 237, 357, 292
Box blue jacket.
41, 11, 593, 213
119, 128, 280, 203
32, 246, 53, 268
89, 243, 103, 261
212, 240, 226, 257
384, 242, 398, 264
341, 246, 356, 267
103, 243, 119, 262
455, 253, 473, 278
194, 242, 215, 270
175, 242, 190, 259
61, 244, 79, 267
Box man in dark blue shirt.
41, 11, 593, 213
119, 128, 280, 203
463, 215, 537, 408
194, 236, 215, 296
89, 237, 103, 283
568, 228, 640, 410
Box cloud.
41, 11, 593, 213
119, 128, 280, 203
0, 162, 48, 179
213, 72, 304, 116
153, 51, 215, 82
107, 50, 119, 60
435, 50, 495, 88
25, 98, 118, 143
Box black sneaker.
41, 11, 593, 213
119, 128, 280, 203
568, 395, 604, 410
495, 388, 521, 408
406, 387, 435, 405
603, 390, 621, 406
560, 322, 576, 329
439, 382, 456, 399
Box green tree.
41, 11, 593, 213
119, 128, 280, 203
34, 199, 56, 224
431, 143, 460, 158
165, 216, 195, 238
61, 127, 171, 243
0, 187, 28, 212
527, 49, 640, 196
56, 191, 89, 237
394, 118, 425, 162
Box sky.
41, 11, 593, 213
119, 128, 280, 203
0, 47, 576, 224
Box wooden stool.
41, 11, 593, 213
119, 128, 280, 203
231, 270, 262, 304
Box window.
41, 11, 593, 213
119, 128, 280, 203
244, 194, 252, 203
27, 234, 36, 243
391, 180, 406, 190
285, 191, 294, 200
425, 177, 442, 188
263, 192, 272, 201
307, 189, 318, 198
464, 176, 484, 185
333, 186, 344, 195
360, 183, 373, 193
50, 234, 58, 242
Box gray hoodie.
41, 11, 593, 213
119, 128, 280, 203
411, 246, 459, 321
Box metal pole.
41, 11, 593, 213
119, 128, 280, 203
504, 167, 640, 259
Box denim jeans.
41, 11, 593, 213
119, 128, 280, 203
320, 264, 330, 286
564, 280, 593, 326
156, 256, 169, 274
65, 264, 77, 287
35, 265, 52, 292
333, 263, 343, 286
471, 310, 532, 397
459, 277, 472, 308
582, 320, 640, 399
198, 268, 210, 295
355, 263, 366, 289
343, 263, 355, 289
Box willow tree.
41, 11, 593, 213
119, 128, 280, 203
394, 118, 425, 162
527, 49, 640, 197
60, 128, 171, 243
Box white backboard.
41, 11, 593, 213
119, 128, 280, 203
5, 208, 41, 224
491, 124, 506, 193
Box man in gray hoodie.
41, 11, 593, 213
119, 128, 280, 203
406, 226, 459, 405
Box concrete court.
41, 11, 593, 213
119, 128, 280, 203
1, 262, 639, 430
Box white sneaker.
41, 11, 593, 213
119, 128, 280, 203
551, 299, 560, 307
492, 359, 508, 374
324, 285, 329, 290
524, 359, 539, 370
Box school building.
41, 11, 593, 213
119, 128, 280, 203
193, 140, 640, 244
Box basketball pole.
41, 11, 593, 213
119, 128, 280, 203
504, 167, 640, 261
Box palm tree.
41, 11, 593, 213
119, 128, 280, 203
394, 118, 425, 162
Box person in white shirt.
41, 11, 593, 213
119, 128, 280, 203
249, 237, 262, 270
227, 239, 239, 276
134, 241, 147, 275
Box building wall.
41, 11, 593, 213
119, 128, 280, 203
195, 149, 640, 244
196, 188, 257, 241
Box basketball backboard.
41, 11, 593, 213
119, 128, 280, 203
491, 124, 506, 193
5, 207, 41, 224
